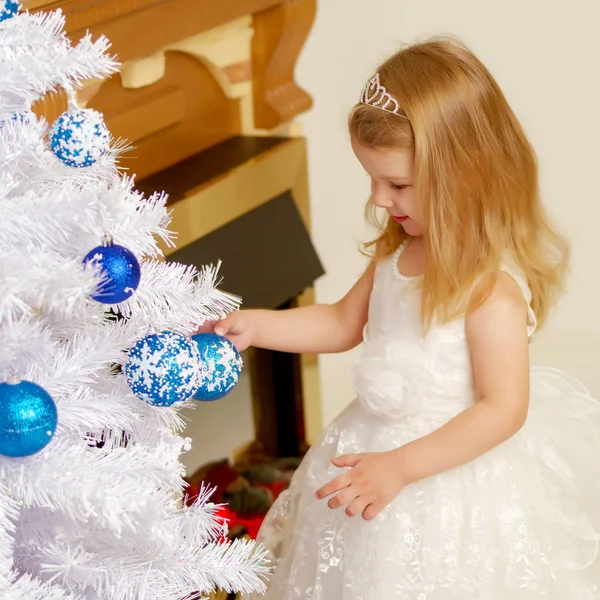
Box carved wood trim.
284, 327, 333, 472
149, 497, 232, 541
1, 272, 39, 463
26, 0, 280, 62
252, 0, 315, 130
24, 0, 162, 15
34, 52, 241, 179
223, 61, 253, 85
26, 0, 316, 130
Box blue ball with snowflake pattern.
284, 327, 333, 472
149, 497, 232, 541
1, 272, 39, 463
192, 333, 243, 402
50, 108, 110, 168
125, 332, 201, 406
0, 1, 20, 22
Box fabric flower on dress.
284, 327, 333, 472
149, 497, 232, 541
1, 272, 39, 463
352, 339, 434, 419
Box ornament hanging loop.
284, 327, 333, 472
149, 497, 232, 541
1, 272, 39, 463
62, 79, 79, 110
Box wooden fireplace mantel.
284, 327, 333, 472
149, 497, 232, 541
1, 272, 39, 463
25, 0, 316, 177
24, 0, 284, 61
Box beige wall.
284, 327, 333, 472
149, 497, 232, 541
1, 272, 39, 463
297, 0, 600, 426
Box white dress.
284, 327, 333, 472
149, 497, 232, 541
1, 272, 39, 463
247, 241, 600, 599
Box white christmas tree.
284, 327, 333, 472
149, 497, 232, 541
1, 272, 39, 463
0, 3, 269, 599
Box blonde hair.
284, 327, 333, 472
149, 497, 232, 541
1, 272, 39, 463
350, 38, 569, 330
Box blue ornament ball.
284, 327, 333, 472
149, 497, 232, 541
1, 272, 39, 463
0, 379, 58, 458
0, 1, 20, 22
192, 333, 243, 402
83, 239, 141, 304
125, 332, 201, 406
50, 108, 109, 168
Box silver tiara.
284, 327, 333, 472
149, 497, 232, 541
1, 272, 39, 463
360, 73, 409, 120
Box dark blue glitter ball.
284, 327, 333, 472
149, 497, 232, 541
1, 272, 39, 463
125, 332, 201, 406
192, 333, 243, 402
0, 379, 58, 458
0, 1, 20, 22
50, 108, 109, 168
83, 242, 141, 304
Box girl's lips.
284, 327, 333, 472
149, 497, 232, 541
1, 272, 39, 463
392, 215, 409, 223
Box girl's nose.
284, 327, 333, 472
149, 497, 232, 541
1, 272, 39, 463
371, 182, 394, 208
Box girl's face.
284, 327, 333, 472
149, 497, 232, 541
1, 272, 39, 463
351, 137, 423, 237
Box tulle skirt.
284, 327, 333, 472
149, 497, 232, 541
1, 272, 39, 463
245, 368, 600, 599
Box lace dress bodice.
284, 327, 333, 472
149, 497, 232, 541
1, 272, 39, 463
352, 240, 536, 423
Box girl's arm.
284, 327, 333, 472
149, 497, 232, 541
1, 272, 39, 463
393, 272, 530, 481
316, 272, 531, 519
213, 262, 376, 355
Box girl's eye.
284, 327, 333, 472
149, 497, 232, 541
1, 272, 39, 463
391, 183, 406, 190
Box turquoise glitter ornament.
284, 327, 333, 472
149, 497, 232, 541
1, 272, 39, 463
192, 333, 242, 402
0, 378, 58, 457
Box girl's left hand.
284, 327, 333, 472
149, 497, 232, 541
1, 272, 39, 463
314, 450, 409, 521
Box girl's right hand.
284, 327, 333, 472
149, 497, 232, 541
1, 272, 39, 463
207, 311, 253, 352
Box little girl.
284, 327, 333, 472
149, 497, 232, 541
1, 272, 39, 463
215, 39, 600, 598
